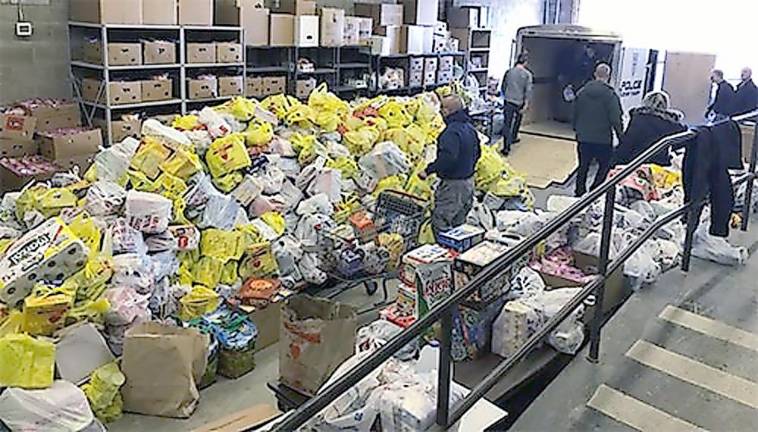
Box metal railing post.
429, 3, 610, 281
587, 188, 616, 363
681, 201, 700, 272
741, 121, 758, 230
436, 306, 453, 427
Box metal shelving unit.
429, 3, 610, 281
69, 22, 244, 144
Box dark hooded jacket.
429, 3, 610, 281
734, 78, 758, 116
426, 110, 481, 180
709, 80, 736, 116
573, 80, 624, 145
615, 107, 688, 166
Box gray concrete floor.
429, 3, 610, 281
512, 223, 758, 431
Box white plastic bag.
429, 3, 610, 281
231, 175, 264, 206
358, 141, 410, 180
0, 380, 94, 432
198, 107, 232, 139
301, 252, 327, 284
259, 165, 286, 195
272, 235, 303, 276
110, 218, 148, 255
125, 190, 173, 234
466, 201, 495, 231
198, 192, 241, 230
306, 168, 342, 203
296, 193, 333, 216
84, 181, 127, 216
141, 119, 191, 150
691, 224, 748, 266
112, 253, 156, 295
295, 157, 327, 191
506, 267, 546, 301
89, 137, 140, 183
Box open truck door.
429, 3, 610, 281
661, 51, 716, 124
618, 48, 651, 118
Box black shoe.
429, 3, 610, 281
513, 138, 521, 144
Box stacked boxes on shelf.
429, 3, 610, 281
449, 5, 492, 91
401, 0, 437, 54
408, 57, 423, 87
355, 2, 403, 55
71, 0, 214, 26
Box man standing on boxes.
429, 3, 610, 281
420, 95, 481, 240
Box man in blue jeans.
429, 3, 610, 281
573, 63, 623, 196
501, 53, 533, 155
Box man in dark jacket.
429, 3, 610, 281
733, 67, 758, 116
707, 69, 735, 119
422, 95, 481, 238
572, 63, 623, 196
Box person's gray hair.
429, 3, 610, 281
642, 91, 671, 111
713, 69, 725, 79
595, 63, 611, 80
441, 94, 464, 112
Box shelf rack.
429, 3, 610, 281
69, 22, 245, 145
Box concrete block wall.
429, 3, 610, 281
0, 1, 71, 104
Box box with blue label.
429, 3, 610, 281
438, 224, 485, 252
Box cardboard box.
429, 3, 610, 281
0, 138, 37, 159
295, 15, 319, 47
142, 0, 177, 25
270, 14, 295, 46
0, 156, 60, 193
408, 70, 423, 87
107, 43, 142, 66
248, 302, 282, 352
435, 21, 448, 35
296, 78, 317, 99
438, 224, 483, 252
93, 116, 141, 143
400, 244, 455, 287
369, 35, 391, 56
58, 154, 96, 174
437, 69, 453, 84
186, 43, 216, 64
320, 8, 345, 47
275, 0, 316, 15
141, 79, 173, 102
245, 77, 263, 98
356, 17, 373, 43
400, 25, 426, 54
216, 42, 243, 63
191, 404, 280, 432
409, 57, 424, 72
39, 129, 102, 160
219, 76, 244, 96
424, 57, 438, 72
447, 6, 479, 28
433, 35, 448, 53
82, 39, 102, 63
143, 41, 176, 64
404, 0, 438, 26
373, 26, 401, 54
344, 16, 361, 46
440, 55, 454, 71
22, 102, 81, 132
454, 240, 526, 305
423, 70, 436, 86
262, 76, 286, 95
187, 78, 218, 100
179, 0, 213, 25
354, 3, 403, 28
82, 79, 142, 106
0, 114, 36, 141
421, 26, 434, 53
215, 1, 269, 46
70, 0, 142, 24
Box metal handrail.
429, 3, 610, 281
269, 109, 758, 431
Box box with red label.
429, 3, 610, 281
168, 225, 201, 251
38, 128, 102, 160
0, 113, 36, 140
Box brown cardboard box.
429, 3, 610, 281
187, 78, 218, 100
216, 42, 243, 63
247, 302, 282, 352
141, 79, 173, 101
142, 0, 177, 25
70, 0, 142, 24
404, 0, 438, 26
245, 77, 263, 98
0, 114, 36, 140
320, 8, 345, 47
191, 404, 280, 432
179, 0, 214, 25
219, 76, 244, 96
215, 1, 269, 46
25, 103, 81, 132
186, 43, 217, 64
409, 57, 424, 72
82, 79, 142, 106
343, 16, 361, 46
0, 138, 37, 159
262, 76, 286, 95
356, 17, 373, 43
400, 25, 426, 54
82, 39, 102, 63
354, 3, 403, 29
143, 41, 176, 64
295, 15, 319, 47
39, 129, 102, 160
93, 116, 141, 143
296, 78, 317, 99
275, 0, 316, 15
408, 70, 423, 87
57, 154, 96, 174
270, 14, 295, 46
107, 43, 142, 66
0, 156, 62, 193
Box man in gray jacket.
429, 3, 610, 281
501, 53, 533, 155
573, 63, 623, 196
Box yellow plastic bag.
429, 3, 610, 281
172, 115, 200, 131
384, 127, 424, 158
205, 133, 252, 178
245, 121, 274, 147
82, 362, 125, 423
131, 137, 172, 179
212, 171, 244, 193
179, 285, 221, 320
200, 229, 246, 263
126, 170, 159, 192
284, 104, 316, 128
373, 175, 406, 197
650, 164, 682, 189
216, 97, 258, 121
36, 188, 79, 217
67, 298, 110, 325
308, 83, 350, 116
327, 156, 359, 180
220, 261, 239, 285
160, 148, 203, 180
344, 126, 380, 156
260, 211, 286, 236
0, 334, 55, 389
235, 224, 264, 250
67, 213, 101, 257
0, 310, 24, 338
22, 288, 74, 336
417, 219, 435, 245
377, 233, 404, 270
378, 100, 412, 128
261, 94, 300, 120
239, 242, 278, 278
192, 256, 224, 288
156, 173, 189, 201
405, 170, 433, 201
475, 144, 507, 191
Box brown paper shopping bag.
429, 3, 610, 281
279, 295, 358, 395
120, 322, 209, 418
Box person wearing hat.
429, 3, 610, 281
615, 91, 687, 166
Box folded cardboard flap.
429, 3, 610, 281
192, 404, 280, 432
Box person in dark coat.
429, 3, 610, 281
422, 94, 481, 239
733, 67, 758, 116
572, 63, 624, 196
707, 69, 735, 119
615, 91, 687, 166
